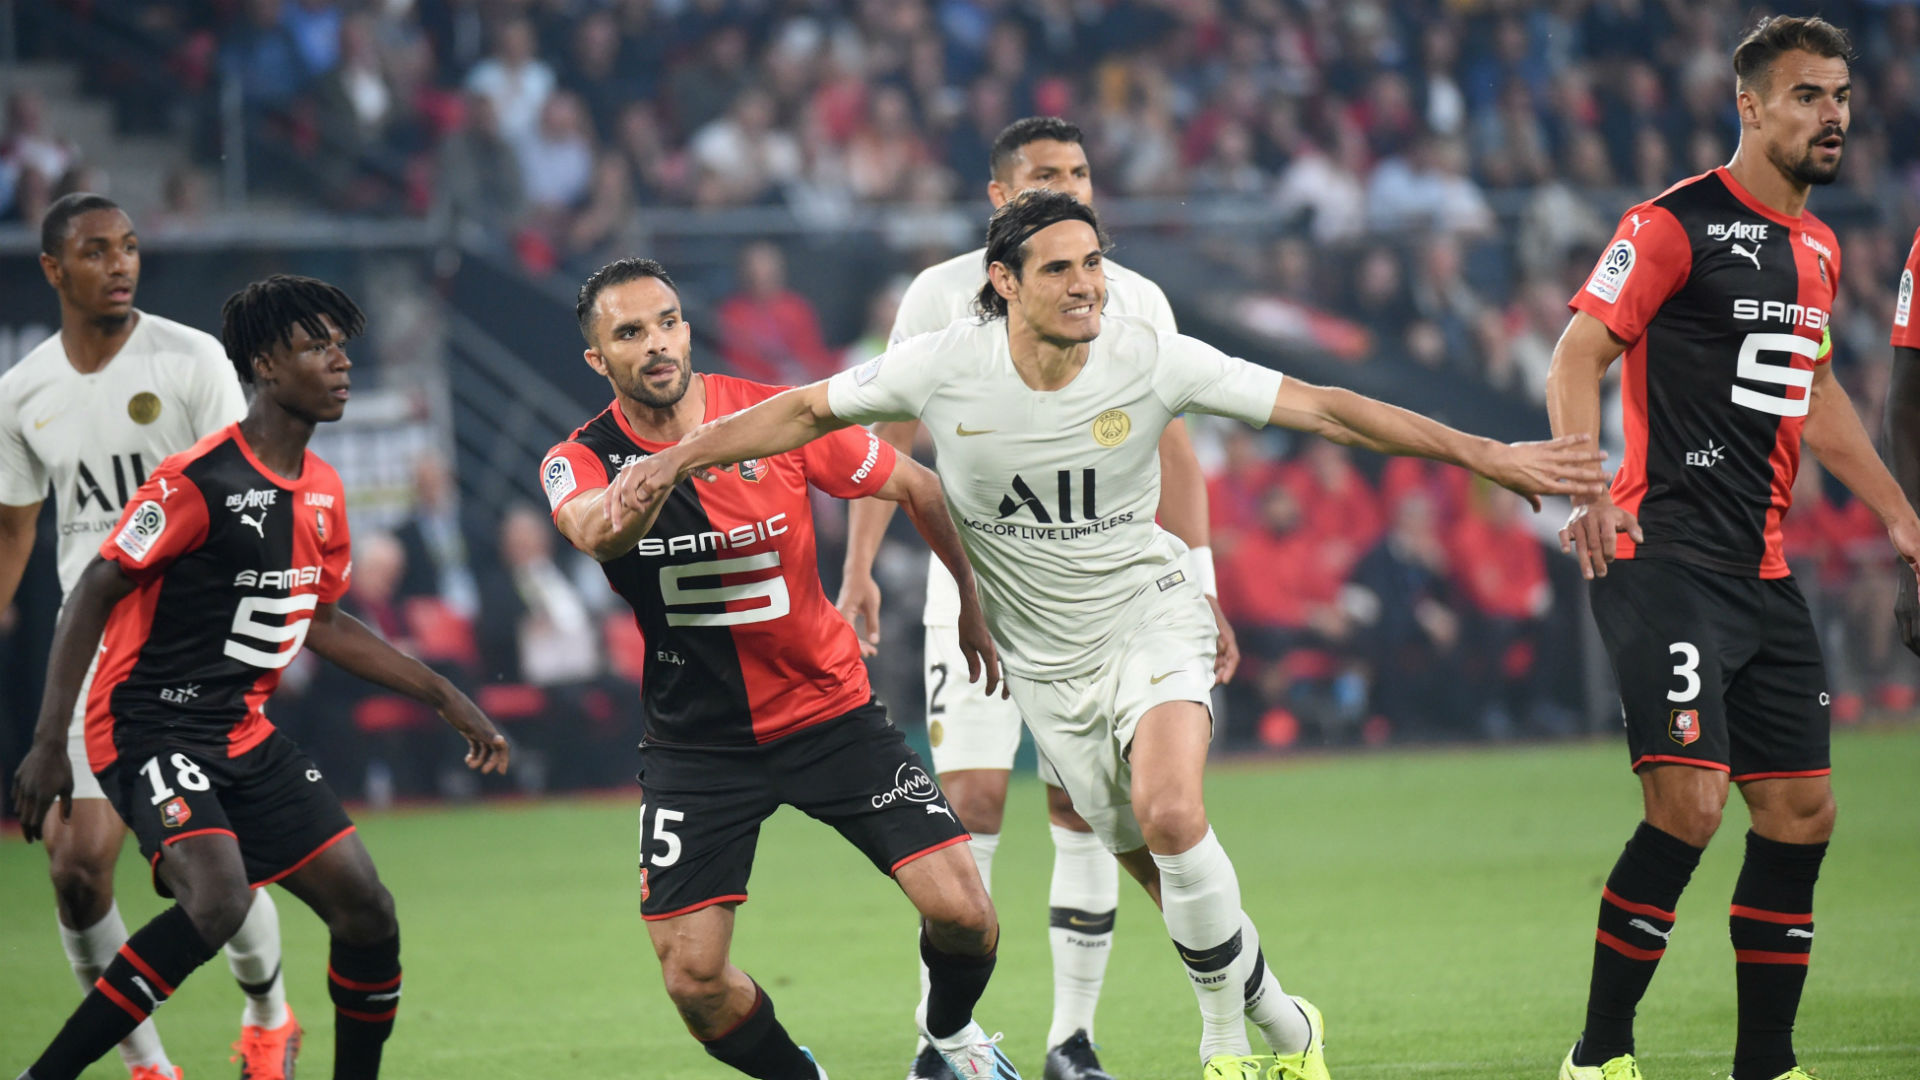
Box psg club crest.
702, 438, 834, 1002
1668, 709, 1702, 746
161, 796, 192, 829
736, 458, 764, 483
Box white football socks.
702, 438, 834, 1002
60, 903, 172, 1070
1153, 828, 1252, 1060
916, 832, 999, 1052
1046, 825, 1118, 1047
226, 888, 289, 1029
1236, 913, 1310, 1055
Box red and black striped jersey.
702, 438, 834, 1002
1892, 228, 1919, 350
542, 374, 898, 748
1571, 166, 1841, 579
89, 424, 352, 771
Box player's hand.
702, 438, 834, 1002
604, 452, 682, 529
1888, 516, 1920, 657
1481, 434, 1610, 511
1206, 595, 1240, 684
1558, 495, 1643, 580
12, 740, 74, 844
956, 600, 1006, 700
835, 572, 883, 658
437, 690, 510, 774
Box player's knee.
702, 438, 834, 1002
48, 849, 117, 927
1045, 786, 1091, 831
181, 884, 257, 948
331, 882, 399, 946
1649, 799, 1723, 848
659, 954, 730, 1014
947, 785, 1006, 834
1135, 796, 1208, 853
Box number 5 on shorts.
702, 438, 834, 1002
1668, 642, 1701, 703
639, 803, 685, 867
141, 753, 210, 805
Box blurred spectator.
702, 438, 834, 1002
1277, 442, 1383, 575
311, 12, 394, 205
518, 91, 595, 214
394, 452, 484, 621
843, 281, 904, 369
438, 92, 525, 226
1190, 121, 1266, 198
717, 242, 840, 386
221, 0, 312, 108
284, 0, 344, 77
464, 17, 554, 144
689, 87, 801, 207
479, 505, 602, 687
561, 10, 643, 144
1368, 137, 1493, 235
1449, 485, 1556, 736
671, 25, 752, 139
846, 85, 929, 203
151, 165, 216, 235
2, 91, 76, 188
613, 102, 688, 205
344, 530, 411, 643
567, 154, 643, 265
1350, 494, 1470, 737
1271, 117, 1368, 244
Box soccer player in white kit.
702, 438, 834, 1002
836, 117, 1232, 1080
0, 194, 303, 1080
604, 190, 1611, 1078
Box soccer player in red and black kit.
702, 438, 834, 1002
1886, 228, 1920, 654
1546, 17, 1920, 1080
544, 258, 1017, 1080
11, 276, 509, 1080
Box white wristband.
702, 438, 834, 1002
1190, 545, 1218, 598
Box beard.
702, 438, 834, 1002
1772, 132, 1845, 187
614, 354, 693, 409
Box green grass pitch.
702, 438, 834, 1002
4, 728, 1916, 1079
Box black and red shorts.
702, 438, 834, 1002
99, 731, 356, 895
1590, 558, 1830, 780
635, 700, 969, 921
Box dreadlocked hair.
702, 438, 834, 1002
220, 275, 367, 384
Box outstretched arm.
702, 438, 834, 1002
305, 603, 510, 773
838, 420, 920, 654
1889, 346, 1920, 654
606, 381, 849, 528
867, 454, 1002, 697
1546, 310, 1642, 579
12, 556, 134, 841
1804, 362, 1920, 588
1268, 376, 1609, 509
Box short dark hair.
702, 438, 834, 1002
988, 116, 1084, 181
40, 192, 124, 258
220, 275, 367, 385
576, 257, 678, 344
973, 189, 1109, 320
1733, 15, 1852, 91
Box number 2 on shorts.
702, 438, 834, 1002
1668, 642, 1701, 703
141, 753, 211, 805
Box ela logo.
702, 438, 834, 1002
1669, 709, 1702, 746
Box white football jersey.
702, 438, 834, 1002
0, 311, 247, 595
828, 314, 1282, 680
889, 247, 1179, 625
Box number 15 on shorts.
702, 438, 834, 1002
638, 803, 684, 868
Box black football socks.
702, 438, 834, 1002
329, 934, 402, 1079
1730, 831, 1825, 1080
699, 981, 817, 1080
1576, 822, 1702, 1066
921, 927, 997, 1040
28, 906, 218, 1080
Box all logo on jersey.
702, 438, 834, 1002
543, 456, 578, 510
127, 392, 162, 425
1669, 709, 1702, 746
160, 796, 192, 829
998, 470, 1097, 523
1898, 269, 1913, 329
74, 454, 150, 514
114, 500, 167, 561
1091, 409, 1131, 447
1586, 240, 1636, 304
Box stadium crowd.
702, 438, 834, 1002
5, 0, 1918, 799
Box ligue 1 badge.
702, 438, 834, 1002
1669, 709, 1701, 746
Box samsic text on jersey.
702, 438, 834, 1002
1572, 166, 1842, 578
543, 375, 898, 747
90, 425, 352, 771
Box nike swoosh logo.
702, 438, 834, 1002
1067, 915, 1103, 927
1149, 669, 1183, 685
955, 424, 995, 437
33, 414, 60, 430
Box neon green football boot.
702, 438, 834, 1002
1267, 997, 1329, 1080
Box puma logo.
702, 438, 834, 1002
130, 975, 160, 1009
1731, 241, 1762, 270
157, 477, 175, 502
926, 804, 955, 822
955, 424, 995, 437
240, 511, 266, 538
1786, 928, 1814, 939
1630, 213, 1648, 236
366, 989, 404, 1002
1628, 918, 1672, 942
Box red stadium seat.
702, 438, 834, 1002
405, 597, 479, 667
477, 683, 548, 722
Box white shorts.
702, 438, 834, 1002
65, 658, 104, 801
923, 624, 1063, 784
1003, 588, 1217, 855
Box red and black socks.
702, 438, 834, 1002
1576, 821, 1702, 1066
1729, 831, 1825, 1080
329, 935, 402, 1079
28, 906, 218, 1080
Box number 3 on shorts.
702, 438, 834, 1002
1668, 642, 1701, 703
639, 803, 685, 867
141, 753, 211, 805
